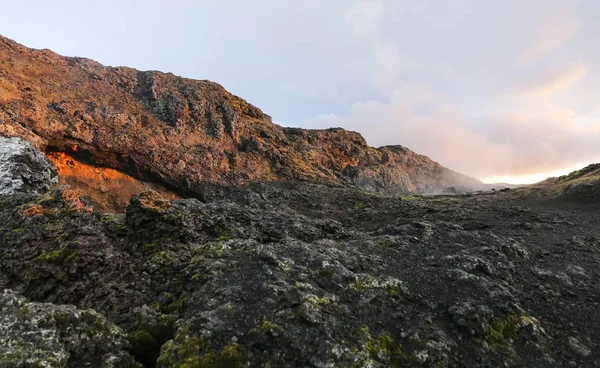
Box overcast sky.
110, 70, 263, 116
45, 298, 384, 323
1, 0, 599, 183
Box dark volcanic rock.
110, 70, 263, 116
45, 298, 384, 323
0, 136, 58, 195
0, 35, 481, 207
1, 183, 599, 367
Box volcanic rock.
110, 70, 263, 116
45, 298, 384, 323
0, 289, 139, 367
0, 136, 58, 195
0, 34, 481, 208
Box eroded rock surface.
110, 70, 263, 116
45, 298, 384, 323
0, 289, 138, 368
0, 136, 58, 196
47, 151, 179, 212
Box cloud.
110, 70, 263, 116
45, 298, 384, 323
507, 63, 588, 98
306, 81, 600, 180
346, 0, 384, 37
305, 0, 600, 182
517, 2, 581, 63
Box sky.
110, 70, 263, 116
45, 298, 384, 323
1, 0, 599, 184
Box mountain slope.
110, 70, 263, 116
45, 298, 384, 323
0, 35, 481, 203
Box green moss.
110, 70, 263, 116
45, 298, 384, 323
32, 247, 70, 262
153, 251, 168, 260
360, 327, 405, 364
248, 319, 283, 338
160, 293, 187, 314
128, 318, 177, 368
157, 329, 245, 368
157, 333, 202, 368
359, 327, 449, 368
350, 275, 403, 296
386, 285, 401, 296
101, 215, 118, 223
210, 222, 231, 241
261, 319, 281, 331
350, 279, 367, 291
482, 314, 523, 350
366, 332, 403, 358
400, 195, 420, 201
306, 295, 329, 307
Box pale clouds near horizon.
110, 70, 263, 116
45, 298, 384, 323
307, 0, 600, 180
1, 0, 599, 181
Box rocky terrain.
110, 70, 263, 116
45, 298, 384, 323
0, 136, 599, 367
2, 35, 600, 368
0, 34, 481, 211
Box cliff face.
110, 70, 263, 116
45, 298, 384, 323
0, 35, 481, 203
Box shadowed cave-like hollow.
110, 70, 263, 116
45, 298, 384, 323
44, 144, 179, 213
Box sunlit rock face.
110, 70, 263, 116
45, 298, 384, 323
0, 35, 482, 197
46, 151, 178, 213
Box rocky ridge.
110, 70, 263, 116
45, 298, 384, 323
0, 34, 481, 209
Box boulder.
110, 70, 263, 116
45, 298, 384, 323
0, 290, 139, 367
0, 136, 58, 195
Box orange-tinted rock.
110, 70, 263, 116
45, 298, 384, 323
0, 35, 482, 196
46, 152, 178, 212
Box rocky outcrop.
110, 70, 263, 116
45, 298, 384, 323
0, 35, 481, 205
0, 136, 58, 195
0, 146, 137, 367
0, 290, 139, 367
47, 151, 179, 212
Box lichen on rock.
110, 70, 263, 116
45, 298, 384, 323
0, 290, 139, 367
0, 136, 58, 196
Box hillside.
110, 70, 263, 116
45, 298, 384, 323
494, 163, 600, 202
0, 34, 481, 211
